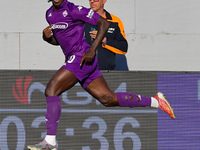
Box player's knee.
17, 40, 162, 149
45, 83, 57, 97
45, 87, 52, 97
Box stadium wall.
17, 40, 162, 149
0, 0, 200, 71
0, 70, 200, 150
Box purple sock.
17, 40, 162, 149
45, 96, 61, 135
116, 92, 151, 107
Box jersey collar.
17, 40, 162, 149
58, 0, 68, 9
104, 9, 112, 20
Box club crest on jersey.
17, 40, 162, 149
63, 10, 68, 17
51, 22, 68, 30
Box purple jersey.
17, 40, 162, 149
46, 0, 100, 59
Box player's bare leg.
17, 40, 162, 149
27, 68, 79, 150
85, 76, 118, 106
86, 76, 175, 119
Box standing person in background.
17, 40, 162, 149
27, 0, 175, 149
84, 0, 129, 70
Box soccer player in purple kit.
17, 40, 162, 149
27, 0, 175, 149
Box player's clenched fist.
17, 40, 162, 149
43, 25, 53, 39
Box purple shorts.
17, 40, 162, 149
62, 54, 102, 89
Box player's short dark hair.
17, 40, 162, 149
48, 0, 52, 2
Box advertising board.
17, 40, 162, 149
0, 71, 157, 150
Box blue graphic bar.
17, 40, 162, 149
0, 109, 157, 114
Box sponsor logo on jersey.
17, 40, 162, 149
86, 9, 94, 19
108, 28, 115, 33
51, 22, 68, 30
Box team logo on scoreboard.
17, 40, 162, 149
12, 76, 46, 104
12, 76, 33, 104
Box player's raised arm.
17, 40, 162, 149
80, 16, 110, 66
90, 16, 110, 52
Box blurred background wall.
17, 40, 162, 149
0, 0, 200, 71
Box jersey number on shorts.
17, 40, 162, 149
67, 55, 76, 63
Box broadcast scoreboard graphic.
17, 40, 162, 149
0, 71, 200, 150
